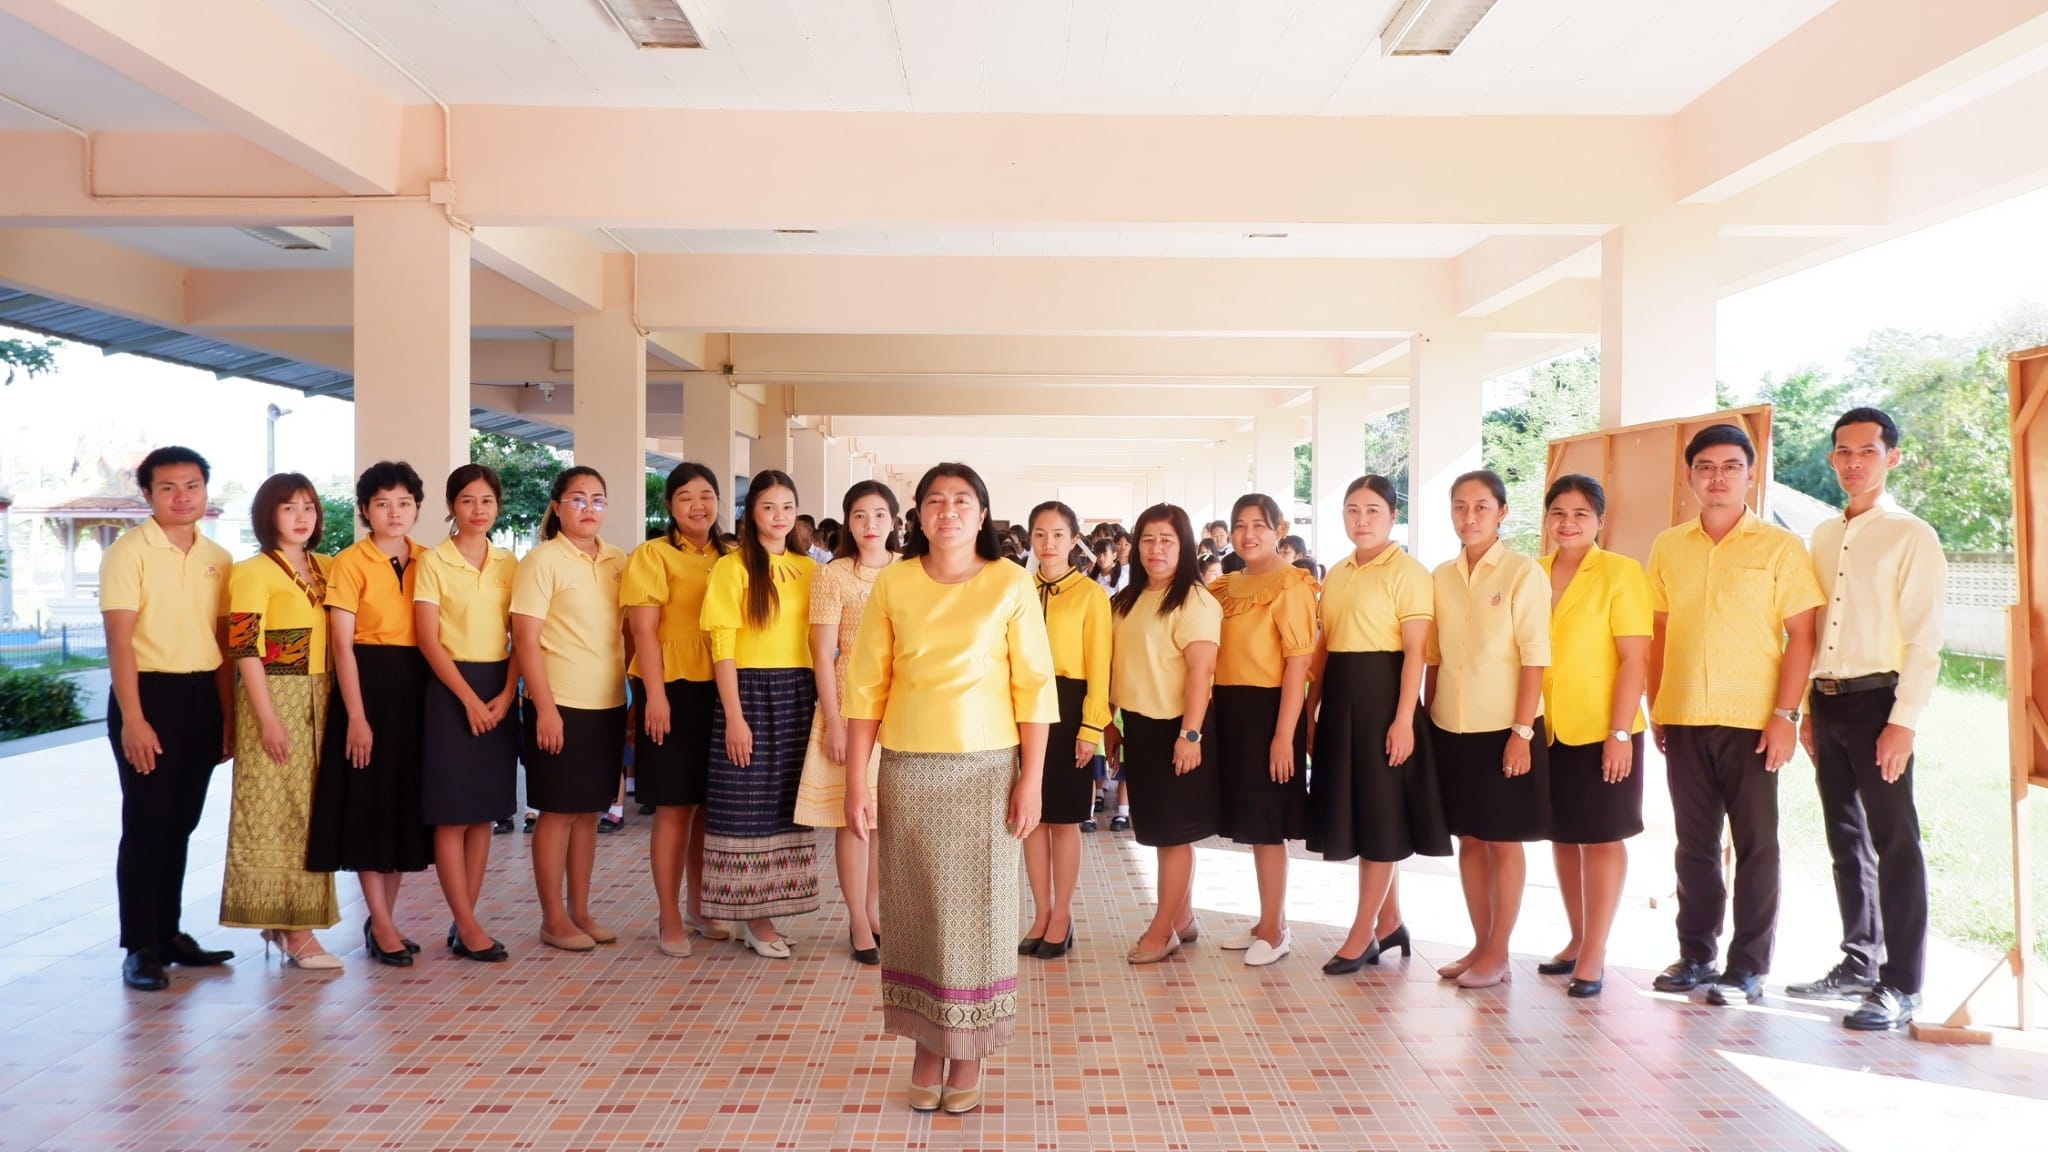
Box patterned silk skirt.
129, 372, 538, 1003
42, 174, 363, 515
220, 671, 340, 930
702, 667, 821, 920
878, 745, 1021, 1060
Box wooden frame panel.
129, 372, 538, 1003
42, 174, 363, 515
1543, 404, 1775, 560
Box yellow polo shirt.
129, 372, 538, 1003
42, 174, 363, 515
98, 518, 232, 673
843, 557, 1061, 753
325, 536, 428, 647
701, 550, 816, 670
413, 537, 516, 664
619, 535, 720, 683
1647, 510, 1825, 730
511, 534, 628, 710
1110, 584, 1223, 721
1538, 546, 1652, 747
1035, 568, 1113, 741
227, 552, 333, 676
1426, 540, 1550, 735
1209, 566, 1319, 687
1320, 545, 1432, 653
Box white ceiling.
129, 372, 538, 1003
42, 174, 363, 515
605, 227, 1492, 259
81, 227, 358, 270
0, 11, 213, 131
265, 0, 1837, 117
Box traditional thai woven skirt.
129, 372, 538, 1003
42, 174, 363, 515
702, 667, 821, 919
878, 745, 1021, 1059
220, 671, 340, 930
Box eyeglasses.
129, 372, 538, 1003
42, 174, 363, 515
564, 496, 608, 511
1689, 462, 1748, 479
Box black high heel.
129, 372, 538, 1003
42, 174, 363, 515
1568, 976, 1604, 998
850, 930, 880, 966
1036, 925, 1076, 960
1323, 938, 1383, 975
1018, 935, 1043, 956
1537, 955, 1579, 976
1368, 924, 1411, 965
364, 918, 414, 967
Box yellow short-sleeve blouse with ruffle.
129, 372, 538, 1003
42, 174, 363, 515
1207, 565, 1319, 688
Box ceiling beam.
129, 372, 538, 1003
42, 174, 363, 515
789, 383, 1334, 419
0, 225, 184, 325
1453, 236, 1599, 317
469, 227, 607, 313
183, 265, 571, 329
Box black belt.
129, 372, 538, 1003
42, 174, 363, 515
1811, 672, 1899, 696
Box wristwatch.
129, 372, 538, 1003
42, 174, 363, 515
1610, 729, 1631, 743
1773, 707, 1802, 724
1180, 729, 1202, 743
1509, 723, 1535, 741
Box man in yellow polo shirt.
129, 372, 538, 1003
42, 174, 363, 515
1646, 424, 1822, 1007
99, 447, 236, 992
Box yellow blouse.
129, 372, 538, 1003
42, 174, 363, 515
1538, 545, 1652, 746
1427, 540, 1551, 734
1036, 567, 1113, 741
413, 537, 516, 664
620, 534, 721, 682
227, 552, 334, 676
325, 536, 428, 646
510, 534, 628, 710
842, 557, 1061, 753
1110, 584, 1223, 721
1320, 545, 1432, 652
1208, 565, 1319, 687
701, 550, 816, 669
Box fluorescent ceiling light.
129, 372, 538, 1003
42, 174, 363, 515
1245, 233, 1290, 239
597, 0, 703, 49
1379, 0, 1500, 57
236, 226, 332, 251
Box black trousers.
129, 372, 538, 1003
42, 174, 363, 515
1811, 685, 1927, 994
1665, 724, 1780, 976
110, 671, 223, 953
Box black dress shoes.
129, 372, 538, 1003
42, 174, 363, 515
364, 919, 415, 967
164, 932, 234, 967
1653, 958, 1719, 992
493, 818, 515, 834
1706, 969, 1765, 1005
1017, 935, 1042, 956
1785, 962, 1877, 1001
1536, 955, 1578, 976
1844, 986, 1920, 1031
850, 930, 880, 966
1323, 940, 1382, 975
122, 950, 169, 991
1036, 927, 1075, 960
1371, 925, 1411, 963
1568, 976, 1604, 998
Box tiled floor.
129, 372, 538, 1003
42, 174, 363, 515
5, 734, 2048, 1151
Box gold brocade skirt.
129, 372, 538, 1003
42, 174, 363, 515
219, 671, 340, 931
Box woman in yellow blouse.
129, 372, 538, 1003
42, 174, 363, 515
699, 469, 819, 959
794, 480, 899, 965
220, 473, 341, 970
415, 463, 519, 963
1427, 469, 1552, 989
308, 461, 432, 967
1210, 493, 1318, 968
511, 466, 630, 953
1535, 475, 1650, 999
1305, 475, 1451, 975
842, 463, 1058, 1115
1113, 503, 1222, 966
1019, 500, 1111, 961
623, 462, 729, 959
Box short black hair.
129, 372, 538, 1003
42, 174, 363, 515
136, 446, 210, 492
1452, 469, 1508, 506
1684, 424, 1755, 466
797, 514, 817, 529
901, 463, 1003, 560
1833, 406, 1900, 450
355, 460, 425, 527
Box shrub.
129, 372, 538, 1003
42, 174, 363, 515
0, 667, 86, 739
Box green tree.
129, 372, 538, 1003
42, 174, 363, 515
1292, 442, 1312, 503
1756, 368, 1855, 507
646, 470, 668, 540
469, 431, 565, 543
1, 334, 57, 385
1482, 350, 1601, 551
1851, 329, 2014, 551
318, 494, 356, 555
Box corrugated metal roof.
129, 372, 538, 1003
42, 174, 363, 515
0, 288, 677, 470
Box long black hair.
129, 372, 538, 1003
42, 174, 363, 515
662, 461, 729, 555
737, 469, 798, 629
541, 466, 605, 541
901, 463, 1003, 560
832, 480, 901, 560
1113, 504, 1201, 619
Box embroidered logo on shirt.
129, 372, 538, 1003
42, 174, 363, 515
1491, 592, 1502, 606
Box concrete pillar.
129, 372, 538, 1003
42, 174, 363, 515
1253, 411, 1295, 504
572, 255, 648, 552
848, 454, 874, 485
790, 427, 828, 519
352, 201, 469, 491
824, 440, 851, 514
1312, 380, 1372, 565
753, 386, 793, 476
1212, 431, 1251, 526
1408, 332, 1487, 566
1600, 209, 1719, 428
683, 375, 741, 526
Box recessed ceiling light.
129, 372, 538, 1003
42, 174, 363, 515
1245, 233, 1289, 239
597, 0, 703, 50
775, 229, 818, 235
1379, 0, 1500, 57
236, 226, 332, 251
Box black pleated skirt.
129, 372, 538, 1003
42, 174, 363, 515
632, 676, 716, 807
1120, 710, 1220, 847
306, 644, 433, 873
1213, 684, 1308, 845
1436, 720, 1553, 843
1040, 676, 1094, 825
1548, 733, 1646, 844
1306, 651, 1452, 862
420, 658, 519, 825
522, 699, 627, 814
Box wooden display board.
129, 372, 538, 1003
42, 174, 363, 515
1542, 404, 1774, 560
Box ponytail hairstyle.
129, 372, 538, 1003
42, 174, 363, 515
1231, 492, 1287, 537
1543, 472, 1607, 517
541, 466, 606, 541
738, 469, 799, 629
1345, 473, 1400, 515
443, 463, 503, 532
662, 461, 730, 556
833, 479, 901, 560
1113, 503, 1201, 619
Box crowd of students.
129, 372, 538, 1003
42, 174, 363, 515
100, 404, 1942, 1114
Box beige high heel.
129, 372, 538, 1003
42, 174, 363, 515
276, 930, 343, 971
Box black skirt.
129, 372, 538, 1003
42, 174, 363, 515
1212, 684, 1308, 845
420, 659, 519, 825
1040, 676, 1094, 825
1306, 651, 1452, 862
1120, 710, 1220, 847
1435, 720, 1553, 843
306, 644, 433, 873
1548, 734, 1646, 844
522, 699, 627, 814
633, 676, 716, 807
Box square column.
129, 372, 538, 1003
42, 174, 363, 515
790, 426, 828, 520
1253, 411, 1296, 503
683, 375, 742, 527
1311, 381, 1372, 564
848, 453, 874, 485
352, 202, 469, 489
752, 385, 793, 475
1408, 333, 1486, 567
572, 255, 647, 552
1212, 430, 1251, 526
824, 439, 851, 512
1600, 210, 1719, 428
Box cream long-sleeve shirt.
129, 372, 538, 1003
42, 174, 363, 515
1808, 499, 1946, 730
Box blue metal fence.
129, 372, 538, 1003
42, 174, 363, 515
0, 622, 109, 670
